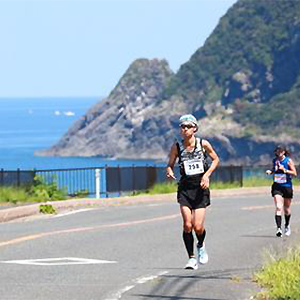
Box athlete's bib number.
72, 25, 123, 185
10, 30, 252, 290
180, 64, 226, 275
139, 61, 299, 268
274, 174, 287, 184
183, 159, 204, 176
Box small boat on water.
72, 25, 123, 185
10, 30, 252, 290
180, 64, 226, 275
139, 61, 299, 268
64, 111, 75, 116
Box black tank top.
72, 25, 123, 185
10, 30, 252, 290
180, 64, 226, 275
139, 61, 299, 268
176, 138, 208, 182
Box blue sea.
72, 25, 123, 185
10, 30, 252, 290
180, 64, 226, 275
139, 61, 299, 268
0, 98, 164, 170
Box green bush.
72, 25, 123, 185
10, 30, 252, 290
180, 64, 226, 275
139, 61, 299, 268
39, 204, 57, 214
28, 176, 67, 201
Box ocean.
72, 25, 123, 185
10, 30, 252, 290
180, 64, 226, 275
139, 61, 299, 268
0, 98, 164, 170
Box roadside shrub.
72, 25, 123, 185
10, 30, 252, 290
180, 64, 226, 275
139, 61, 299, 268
28, 176, 67, 201
39, 204, 57, 214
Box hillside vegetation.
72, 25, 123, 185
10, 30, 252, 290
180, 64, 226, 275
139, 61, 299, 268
167, 0, 300, 137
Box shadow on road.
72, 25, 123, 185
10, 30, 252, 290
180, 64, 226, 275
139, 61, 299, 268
132, 295, 220, 300
240, 234, 277, 239
131, 267, 257, 300
161, 267, 254, 280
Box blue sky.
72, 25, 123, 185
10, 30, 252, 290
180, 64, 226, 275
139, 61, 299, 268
0, 0, 237, 98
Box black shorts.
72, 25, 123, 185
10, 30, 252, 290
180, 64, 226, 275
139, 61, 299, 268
177, 179, 210, 209
271, 183, 293, 199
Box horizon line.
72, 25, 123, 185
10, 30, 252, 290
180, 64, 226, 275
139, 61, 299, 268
0, 95, 105, 99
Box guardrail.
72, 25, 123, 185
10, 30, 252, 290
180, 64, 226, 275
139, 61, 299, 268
0, 165, 274, 198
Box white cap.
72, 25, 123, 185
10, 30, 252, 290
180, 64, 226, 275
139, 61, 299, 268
179, 114, 198, 131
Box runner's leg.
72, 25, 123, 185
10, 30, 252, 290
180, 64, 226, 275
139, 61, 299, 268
284, 198, 292, 235
180, 205, 194, 257
274, 194, 284, 227
274, 195, 284, 236
193, 208, 208, 264
193, 208, 206, 247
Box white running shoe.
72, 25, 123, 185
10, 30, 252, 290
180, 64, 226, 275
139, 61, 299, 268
185, 257, 198, 270
197, 244, 208, 264
284, 225, 291, 236
276, 227, 282, 237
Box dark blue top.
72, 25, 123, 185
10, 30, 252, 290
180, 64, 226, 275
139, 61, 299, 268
272, 156, 292, 187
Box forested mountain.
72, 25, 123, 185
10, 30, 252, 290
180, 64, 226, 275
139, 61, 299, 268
38, 0, 300, 164
167, 0, 300, 138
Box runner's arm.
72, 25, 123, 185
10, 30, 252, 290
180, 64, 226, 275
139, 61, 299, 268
202, 139, 219, 177
286, 159, 297, 177
166, 143, 178, 180
201, 140, 219, 188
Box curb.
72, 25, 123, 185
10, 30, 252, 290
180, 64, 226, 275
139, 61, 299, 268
1, 186, 299, 223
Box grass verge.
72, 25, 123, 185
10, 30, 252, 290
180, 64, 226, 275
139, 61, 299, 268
1, 176, 298, 202
0, 176, 87, 204
129, 177, 275, 196
254, 246, 300, 300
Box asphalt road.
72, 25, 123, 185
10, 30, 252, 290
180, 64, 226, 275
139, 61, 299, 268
0, 191, 300, 300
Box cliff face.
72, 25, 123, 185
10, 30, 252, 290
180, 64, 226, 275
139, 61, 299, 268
38, 0, 300, 164
38, 58, 181, 159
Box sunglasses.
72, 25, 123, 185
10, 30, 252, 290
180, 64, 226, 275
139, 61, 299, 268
180, 124, 194, 129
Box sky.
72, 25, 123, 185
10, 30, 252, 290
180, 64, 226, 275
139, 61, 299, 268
0, 0, 237, 98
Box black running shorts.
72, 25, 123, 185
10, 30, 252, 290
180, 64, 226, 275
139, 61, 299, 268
177, 178, 210, 209
271, 183, 293, 199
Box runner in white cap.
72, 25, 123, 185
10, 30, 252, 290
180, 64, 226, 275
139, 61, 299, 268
166, 114, 219, 270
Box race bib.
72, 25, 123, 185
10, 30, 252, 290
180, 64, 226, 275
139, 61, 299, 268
183, 159, 204, 176
274, 174, 287, 184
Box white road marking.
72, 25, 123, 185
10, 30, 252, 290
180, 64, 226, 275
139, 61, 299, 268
0, 257, 117, 266
0, 213, 180, 249
146, 204, 166, 207
242, 201, 300, 211
52, 208, 94, 218
135, 272, 168, 283
105, 271, 169, 300
105, 285, 135, 300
